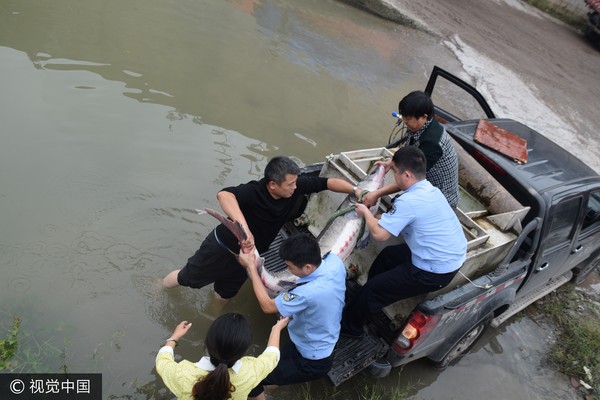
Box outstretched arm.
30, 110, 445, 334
163, 321, 192, 349
267, 316, 289, 348
238, 252, 279, 314
326, 178, 360, 197
361, 181, 403, 207
355, 203, 392, 242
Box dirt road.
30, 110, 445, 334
347, 0, 600, 172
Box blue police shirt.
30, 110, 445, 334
274, 253, 346, 360
378, 180, 467, 273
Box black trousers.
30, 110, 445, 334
341, 244, 457, 336
248, 342, 333, 397
177, 231, 248, 299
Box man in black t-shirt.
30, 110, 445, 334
162, 156, 357, 301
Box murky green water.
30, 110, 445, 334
0, 0, 578, 399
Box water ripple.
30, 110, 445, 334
8, 275, 32, 293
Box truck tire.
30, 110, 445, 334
364, 357, 392, 379
431, 313, 492, 370
572, 255, 600, 285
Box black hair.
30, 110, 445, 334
192, 313, 252, 400
264, 156, 301, 184
398, 91, 434, 119
392, 146, 427, 179
278, 234, 322, 268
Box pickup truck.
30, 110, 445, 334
261, 66, 600, 385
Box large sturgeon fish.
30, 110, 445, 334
317, 164, 387, 260
199, 163, 387, 295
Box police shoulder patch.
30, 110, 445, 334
282, 292, 297, 302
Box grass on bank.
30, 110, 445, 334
522, 0, 588, 29
291, 373, 410, 400
536, 284, 600, 395
0, 315, 21, 370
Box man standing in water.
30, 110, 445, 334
162, 156, 357, 304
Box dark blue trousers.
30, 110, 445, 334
248, 342, 333, 397
341, 244, 457, 336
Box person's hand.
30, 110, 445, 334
240, 230, 255, 254
354, 203, 369, 217
273, 316, 289, 331
238, 251, 257, 271
361, 190, 379, 207
374, 158, 392, 173
171, 321, 192, 340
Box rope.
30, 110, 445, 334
324, 189, 370, 226
325, 206, 356, 226
458, 270, 493, 290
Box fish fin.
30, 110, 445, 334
356, 218, 371, 249
201, 208, 248, 244
356, 232, 371, 249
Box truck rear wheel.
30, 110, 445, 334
431, 313, 492, 370
364, 357, 392, 379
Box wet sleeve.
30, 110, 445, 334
155, 347, 185, 398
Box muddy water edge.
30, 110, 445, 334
0, 0, 596, 399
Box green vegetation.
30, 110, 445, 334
355, 382, 408, 400
536, 284, 600, 395
292, 374, 409, 400
522, 0, 587, 29
0, 315, 21, 370
0, 316, 74, 373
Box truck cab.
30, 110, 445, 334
448, 118, 600, 292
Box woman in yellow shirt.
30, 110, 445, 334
156, 313, 288, 400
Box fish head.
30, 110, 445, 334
358, 164, 387, 192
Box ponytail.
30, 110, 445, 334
191, 313, 251, 400
192, 363, 235, 400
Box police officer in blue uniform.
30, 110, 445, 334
238, 234, 346, 399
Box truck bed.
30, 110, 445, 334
262, 146, 530, 385
301, 148, 526, 321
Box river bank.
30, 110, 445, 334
340, 0, 600, 174
532, 270, 600, 398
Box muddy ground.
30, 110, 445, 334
345, 0, 600, 173
389, 0, 600, 132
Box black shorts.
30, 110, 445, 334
248, 342, 333, 397
177, 230, 248, 299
